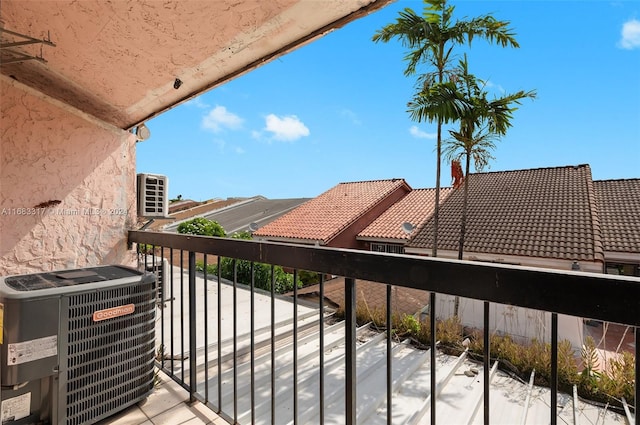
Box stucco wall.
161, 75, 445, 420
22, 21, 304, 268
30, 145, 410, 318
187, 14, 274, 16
0, 78, 137, 275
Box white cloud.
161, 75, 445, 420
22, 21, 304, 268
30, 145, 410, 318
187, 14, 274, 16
251, 130, 263, 140
202, 105, 243, 132
619, 19, 640, 49
409, 125, 436, 139
234, 147, 246, 154
341, 108, 362, 125
264, 114, 310, 141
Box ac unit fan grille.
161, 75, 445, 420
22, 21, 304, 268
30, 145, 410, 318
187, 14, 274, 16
63, 282, 156, 425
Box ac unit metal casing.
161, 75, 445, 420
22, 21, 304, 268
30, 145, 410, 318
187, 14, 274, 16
137, 173, 168, 218
0, 266, 156, 425
140, 256, 169, 306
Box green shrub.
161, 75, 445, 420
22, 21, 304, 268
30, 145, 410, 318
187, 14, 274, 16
298, 270, 320, 286
197, 258, 297, 294
398, 314, 421, 337
219, 258, 297, 293
177, 217, 225, 237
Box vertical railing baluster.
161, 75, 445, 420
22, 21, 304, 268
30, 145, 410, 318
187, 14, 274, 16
188, 252, 197, 403
551, 313, 558, 425
387, 284, 392, 425
170, 248, 175, 376
217, 259, 222, 412
251, 262, 256, 424
203, 254, 209, 404
160, 247, 165, 373
233, 259, 238, 423
635, 326, 639, 425
293, 269, 299, 425
430, 293, 436, 425
319, 273, 325, 425
180, 250, 185, 383
271, 265, 276, 425
484, 301, 490, 425
345, 277, 357, 425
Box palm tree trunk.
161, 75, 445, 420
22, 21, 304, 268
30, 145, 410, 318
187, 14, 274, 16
431, 30, 446, 258
453, 151, 470, 317
457, 152, 470, 260
432, 118, 442, 258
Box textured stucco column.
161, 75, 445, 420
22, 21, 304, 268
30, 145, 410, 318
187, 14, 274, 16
0, 77, 137, 275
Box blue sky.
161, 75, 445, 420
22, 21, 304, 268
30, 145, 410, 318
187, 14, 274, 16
137, 1, 640, 201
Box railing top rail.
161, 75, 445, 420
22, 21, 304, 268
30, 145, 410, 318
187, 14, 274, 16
129, 230, 640, 326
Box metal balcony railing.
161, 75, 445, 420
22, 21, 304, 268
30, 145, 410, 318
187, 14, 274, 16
128, 230, 639, 425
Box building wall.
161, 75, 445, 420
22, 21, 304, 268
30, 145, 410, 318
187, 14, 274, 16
416, 250, 596, 350
435, 295, 585, 350
0, 78, 137, 275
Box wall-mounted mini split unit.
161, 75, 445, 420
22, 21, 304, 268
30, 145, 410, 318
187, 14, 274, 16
0, 266, 156, 425
137, 173, 168, 218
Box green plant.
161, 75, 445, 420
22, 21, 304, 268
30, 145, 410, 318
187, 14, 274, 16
437, 315, 463, 346
177, 217, 226, 237
335, 302, 387, 329
600, 351, 635, 404
218, 258, 297, 294
397, 314, 421, 337
415, 315, 432, 346
231, 230, 252, 240
299, 270, 320, 286
557, 340, 579, 392
195, 260, 217, 275
579, 336, 601, 394
137, 243, 156, 254
193, 230, 298, 293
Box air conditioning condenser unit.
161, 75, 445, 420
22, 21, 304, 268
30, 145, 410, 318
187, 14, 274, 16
0, 265, 156, 425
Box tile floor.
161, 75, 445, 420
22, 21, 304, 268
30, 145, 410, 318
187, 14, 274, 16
98, 371, 227, 425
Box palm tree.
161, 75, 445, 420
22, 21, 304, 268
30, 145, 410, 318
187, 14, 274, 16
373, 0, 520, 257
443, 57, 535, 315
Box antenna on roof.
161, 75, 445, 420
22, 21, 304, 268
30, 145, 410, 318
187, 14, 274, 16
401, 222, 415, 234
249, 222, 259, 233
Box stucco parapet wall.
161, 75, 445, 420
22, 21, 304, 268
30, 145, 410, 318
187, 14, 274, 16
0, 78, 137, 275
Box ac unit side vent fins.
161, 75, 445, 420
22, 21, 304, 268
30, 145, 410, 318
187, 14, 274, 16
62, 280, 156, 425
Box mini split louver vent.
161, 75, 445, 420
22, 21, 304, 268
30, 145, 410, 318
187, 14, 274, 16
137, 173, 168, 218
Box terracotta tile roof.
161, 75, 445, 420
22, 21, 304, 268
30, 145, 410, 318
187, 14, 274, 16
593, 179, 640, 253
357, 188, 453, 241
293, 277, 429, 317
407, 165, 604, 262
253, 179, 410, 244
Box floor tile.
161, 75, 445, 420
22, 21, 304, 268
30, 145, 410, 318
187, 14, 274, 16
97, 405, 149, 425
138, 379, 187, 419
148, 403, 196, 425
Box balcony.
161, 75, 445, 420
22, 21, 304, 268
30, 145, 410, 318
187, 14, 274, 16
124, 230, 639, 425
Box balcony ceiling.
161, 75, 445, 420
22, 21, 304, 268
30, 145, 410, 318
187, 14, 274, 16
0, 0, 392, 130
